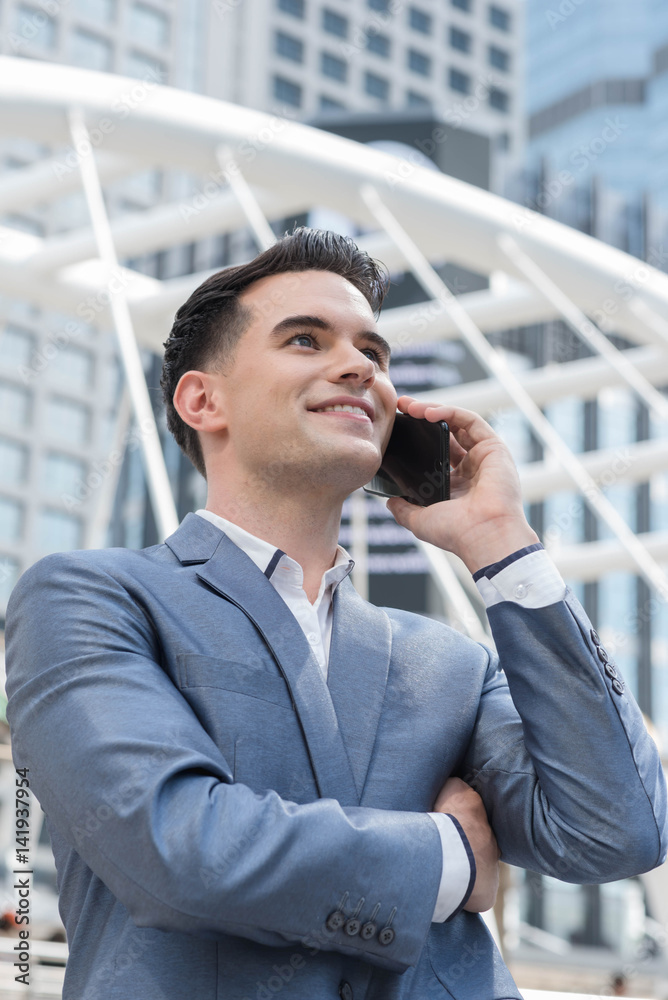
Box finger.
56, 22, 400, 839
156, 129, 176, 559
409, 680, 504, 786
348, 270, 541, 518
398, 399, 497, 452
386, 496, 425, 534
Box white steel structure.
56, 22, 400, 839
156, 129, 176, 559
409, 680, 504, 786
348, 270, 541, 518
2, 56, 668, 996
2, 58, 668, 590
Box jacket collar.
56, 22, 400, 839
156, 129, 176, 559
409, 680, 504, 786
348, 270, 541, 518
164, 513, 391, 806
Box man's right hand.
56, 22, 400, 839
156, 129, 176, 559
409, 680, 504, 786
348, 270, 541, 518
433, 776, 500, 912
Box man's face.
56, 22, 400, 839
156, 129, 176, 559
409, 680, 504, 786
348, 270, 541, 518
212, 269, 397, 497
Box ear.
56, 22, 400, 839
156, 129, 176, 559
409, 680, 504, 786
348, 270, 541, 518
172, 370, 228, 434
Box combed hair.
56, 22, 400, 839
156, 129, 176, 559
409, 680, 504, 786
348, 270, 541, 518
160, 227, 389, 477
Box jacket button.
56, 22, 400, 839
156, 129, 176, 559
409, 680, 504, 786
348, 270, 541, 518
604, 662, 617, 679
344, 917, 361, 936
325, 910, 345, 932
339, 982, 353, 1000
596, 645, 609, 663
612, 678, 625, 696
590, 628, 601, 645
360, 921, 377, 940
378, 927, 395, 946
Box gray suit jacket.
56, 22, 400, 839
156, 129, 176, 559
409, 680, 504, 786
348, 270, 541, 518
5, 512, 667, 1000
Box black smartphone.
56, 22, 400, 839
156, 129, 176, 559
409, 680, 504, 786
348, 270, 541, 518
363, 412, 450, 507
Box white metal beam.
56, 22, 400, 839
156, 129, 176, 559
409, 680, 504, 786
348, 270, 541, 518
518, 436, 668, 503
69, 108, 178, 541
413, 345, 668, 415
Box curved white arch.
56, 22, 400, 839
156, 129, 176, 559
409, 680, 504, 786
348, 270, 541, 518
1, 56, 667, 594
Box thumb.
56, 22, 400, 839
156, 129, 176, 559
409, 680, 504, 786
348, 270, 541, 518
386, 497, 422, 531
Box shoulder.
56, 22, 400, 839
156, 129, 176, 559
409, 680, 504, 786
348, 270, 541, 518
7, 542, 171, 611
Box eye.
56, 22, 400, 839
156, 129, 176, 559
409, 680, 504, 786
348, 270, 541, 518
362, 347, 383, 364
289, 333, 318, 348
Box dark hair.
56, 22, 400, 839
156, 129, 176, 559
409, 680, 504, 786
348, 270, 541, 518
161, 227, 389, 477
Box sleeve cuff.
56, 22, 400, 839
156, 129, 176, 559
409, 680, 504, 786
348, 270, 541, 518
428, 812, 476, 922
473, 544, 567, 609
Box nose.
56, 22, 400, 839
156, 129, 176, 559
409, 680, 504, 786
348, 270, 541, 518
331, 341, 377, 384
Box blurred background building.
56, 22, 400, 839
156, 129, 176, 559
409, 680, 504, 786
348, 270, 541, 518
1, 0, 668, 997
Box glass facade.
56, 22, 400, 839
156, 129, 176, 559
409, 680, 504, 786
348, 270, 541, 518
73, 0, 116, 23
14, 4, 58, 51
0, 497, 23, 545
0, 382, 32, 430
37, 509, 82, 555
0, 439, 28, 487
70, 28, 113, 70
44, 398, 90, 447
130, 3, 170, 50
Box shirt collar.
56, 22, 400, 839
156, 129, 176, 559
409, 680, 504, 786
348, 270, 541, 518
195, 509, 354, 589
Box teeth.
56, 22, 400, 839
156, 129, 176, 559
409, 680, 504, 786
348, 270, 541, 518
315, 404, 368, 416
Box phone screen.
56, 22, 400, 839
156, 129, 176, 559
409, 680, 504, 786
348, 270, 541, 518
363, 412, 450, 507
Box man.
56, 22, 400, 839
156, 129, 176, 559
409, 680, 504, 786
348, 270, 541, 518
5, 228, 667, 1000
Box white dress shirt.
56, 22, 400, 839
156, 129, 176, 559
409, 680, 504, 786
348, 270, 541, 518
196, 509, 566, 923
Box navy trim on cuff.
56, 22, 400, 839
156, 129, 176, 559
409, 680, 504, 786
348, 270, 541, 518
443, 814, 476, 922
472, 542, 544, 583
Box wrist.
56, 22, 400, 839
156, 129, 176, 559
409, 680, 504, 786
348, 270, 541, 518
455, 519, 540, 576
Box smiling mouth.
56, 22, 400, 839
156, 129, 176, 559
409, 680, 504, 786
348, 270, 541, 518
310, 404, 371, 419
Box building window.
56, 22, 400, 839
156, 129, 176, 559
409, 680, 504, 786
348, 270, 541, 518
408, 49, 431, 76
0, 325, 34, 370
406, 90, 431, 108
451, 0, 471, 9
129, 3, 170, 50
43, 453, 87, 496
365, 71, 389, 100
450, 26, 471, 52
489, 5, 511, 30
321, 51, 347, 82
70, 28, 113, 70
275, 30, 304, 62
489, 44, 510, 70
46, 346, 93, 394
449, 67, 471, 93
489, 86, 510, 111
368, 0, 390, 10
319, 95, 346, 111
0, 439, 28, 488
37, 509, 82, 554
0, 382, 31, 430
409, 7, 432, 33
277, 0, 305, 17
367, 31, 390, 57
124, 50, 166, 82
13, 4, 57, 51
0, 556, 20, 609
273, 75, 302, 106
45, 397, 89, 447
0, 497, 23, 545
322, 9, 348, 38
73, 0, 116, 24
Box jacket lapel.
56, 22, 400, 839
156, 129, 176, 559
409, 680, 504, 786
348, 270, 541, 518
166, 514, 361, 807
326, 576, 392, 798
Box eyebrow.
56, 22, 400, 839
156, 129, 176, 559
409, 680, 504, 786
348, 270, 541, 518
269, 314, 392, 364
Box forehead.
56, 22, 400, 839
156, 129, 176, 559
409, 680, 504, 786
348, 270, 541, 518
239, 270, 376, 328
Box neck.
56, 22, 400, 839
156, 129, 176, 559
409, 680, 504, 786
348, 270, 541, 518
205, 478, 345, 603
